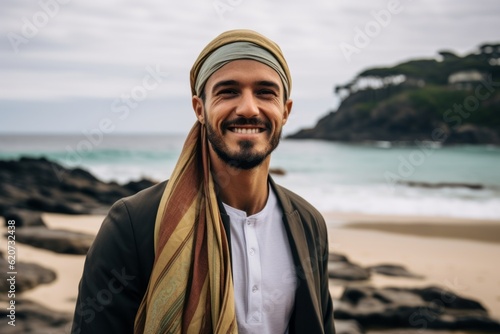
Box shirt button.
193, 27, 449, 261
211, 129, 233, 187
252, 285, 258, 293
249, 248, 255, 255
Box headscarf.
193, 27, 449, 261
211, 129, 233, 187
190, 29, 292, 99
194, 41, 290, 99
134, 29, 290, 334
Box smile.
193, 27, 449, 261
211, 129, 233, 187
230, 127, 265, 134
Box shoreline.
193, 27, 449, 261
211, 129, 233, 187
322, 210, 500, 226
323, 211, 500, 244
342, 222, 500, 244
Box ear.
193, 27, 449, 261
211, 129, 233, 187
192, 95, 205, 124
282, 98, 293, 125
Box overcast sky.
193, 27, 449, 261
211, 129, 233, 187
1, 0, 499, 135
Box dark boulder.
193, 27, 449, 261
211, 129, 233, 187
329, 252, 350, 263
0, 299, 72, 334
0, 157, 158, 215
123, 178, 157, 193
24, 196, 91, 215
12, 227, 94, 255
447, 124, 500, 144
411, 286, 487, 311
369, 264, 424, 279
334, 286, 500, 331
2, 209, 46, 227
269, 167, 286, 176
0, 256, 56, 293
329, 261, 371, 281
328, 252, 371, 281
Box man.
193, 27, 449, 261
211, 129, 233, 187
72, 29, 335, 334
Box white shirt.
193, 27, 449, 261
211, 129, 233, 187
223, 186, 297, 334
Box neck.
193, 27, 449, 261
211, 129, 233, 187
210, 153, 270, 216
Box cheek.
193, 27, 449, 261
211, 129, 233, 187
269, 109, 286, 125
205, 109, 225, 131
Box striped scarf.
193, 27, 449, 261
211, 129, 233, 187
134, 122, 237, 333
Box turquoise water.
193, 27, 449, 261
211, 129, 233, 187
1, 134, 499, 220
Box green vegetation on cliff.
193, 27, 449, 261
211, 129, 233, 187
289, 43, 500, 144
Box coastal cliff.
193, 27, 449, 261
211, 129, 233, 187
288, 43, 500, 144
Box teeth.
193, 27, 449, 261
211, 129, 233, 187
233, 128, 260, 134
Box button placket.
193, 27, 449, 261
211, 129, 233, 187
244, 217, 262, 323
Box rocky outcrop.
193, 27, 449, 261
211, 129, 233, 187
326, 254, 500, 332
329, 261, 371, 281
334, 286, 500, 331
0, 253, 56, 293
2, 209, 46, 227
447, 124, 500, 145
289, 95, 438, 143
329, 252, 350, 263
328, 252, 371, 281
368, 264, 424, 279
288, 94, 500, 145
398, 180, 485, 190
328, 253, 425, 281
0, 157, 157, 216
269, 167, 286, 176
12, 227, 94, 255
0, 299, 72, 334
0, 157, 157, 255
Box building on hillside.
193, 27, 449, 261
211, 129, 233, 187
448, 70, 486, 90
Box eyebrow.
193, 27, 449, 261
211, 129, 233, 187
256, 80, 281, 91
211, 79, 281, 94
211, 80, 239, 94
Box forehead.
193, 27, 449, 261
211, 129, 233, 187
205, 59, 283, 91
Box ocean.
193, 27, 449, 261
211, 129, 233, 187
1, 134, 499, 221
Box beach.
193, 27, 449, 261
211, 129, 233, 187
3, 210, 499, 329
325, 212, 500, 320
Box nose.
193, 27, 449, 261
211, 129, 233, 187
235, 90, 259, 118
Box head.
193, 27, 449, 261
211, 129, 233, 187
190, 30, 293, 170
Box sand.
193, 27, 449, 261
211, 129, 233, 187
0, 214, 104, 314
3, 211, 500, 322
324, 211, 500, 320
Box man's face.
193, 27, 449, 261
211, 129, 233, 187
194, 59, 292, 170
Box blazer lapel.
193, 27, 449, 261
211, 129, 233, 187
269, 178, 322, 330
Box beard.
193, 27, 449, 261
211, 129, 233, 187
205, 117, 282, 170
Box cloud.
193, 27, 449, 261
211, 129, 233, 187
1, 0, 499, 134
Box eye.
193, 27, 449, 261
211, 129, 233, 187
217, 89, 238, 96
258, 89, 276, 95
257, 89, 277, 97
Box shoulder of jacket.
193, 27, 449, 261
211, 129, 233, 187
120, 180, 167, 206
274, 183, 324, 223
109, 180, 168, 225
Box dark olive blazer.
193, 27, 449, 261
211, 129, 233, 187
72, 178, 335, 334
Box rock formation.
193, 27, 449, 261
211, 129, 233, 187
0, 157, 157, 217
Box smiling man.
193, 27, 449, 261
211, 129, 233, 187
72, 29, 335, 334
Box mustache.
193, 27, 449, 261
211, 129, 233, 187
221, 117, 271, 130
